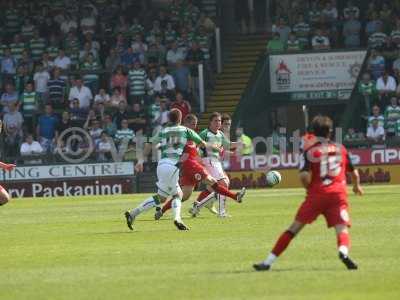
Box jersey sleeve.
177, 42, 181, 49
198, 129, 207, 141
186, 128, 203, 145
299, 151, 310, 172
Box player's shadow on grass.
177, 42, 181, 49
207, 267, 339, 275
90, 231, 137, 235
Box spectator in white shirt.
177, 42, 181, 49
79, 42, 98, 62
154, 65, 175, 93
68, 78, 93, 108
312, 29, 331, 50
166, 42, 186, 67
97, 131, 112, 162
94, 89, 110, 105
60, 13, 78, 35
131, 34, 148, 57
80, 8, 96, 36
343, 0, 360, 20
272, 17, 291, 44
159, 100, 170, 126
376, 71, 397, 103
366, 119, 385, 143
322, 1, 338, 23
54, 49, 72, 70
20, 134, 44, 164
33, 64, 50, 100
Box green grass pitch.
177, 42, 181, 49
1, 186, 399, 300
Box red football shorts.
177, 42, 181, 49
180, 159, 209, 187
295, 193, 351, 228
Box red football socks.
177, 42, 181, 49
272, 230, 295, 256
161, 199, 172, 213
211, 183, 237, 200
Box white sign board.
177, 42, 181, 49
0, 162, 135, 182
269, 51, 367, 98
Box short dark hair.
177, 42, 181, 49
184, 113, 197, 125
311, 115, 333, 138
209, 112, 221, 122
169, 108, 182, 124
221, 113, 231, 124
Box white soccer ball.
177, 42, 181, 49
266, 170, 282, 187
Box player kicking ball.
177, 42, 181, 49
189, 112, 239, 218
253, 115, 364, 271
157, 114, 246, 220
0, 162, 16, 206
124, 109, 214, 231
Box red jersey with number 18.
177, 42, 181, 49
300, 141, 354, 196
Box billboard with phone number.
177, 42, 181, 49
269, 50, 367, 100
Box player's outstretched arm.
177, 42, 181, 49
0, 162, 16, 171
135, 143, 153, 173
351, 169, 363, 196
299, 171, 311, 189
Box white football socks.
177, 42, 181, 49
196, 192, 216, 209
338, 245, 349, 256
171, 197, 182, 222
217, 195, 226, 215
263, 253, 277, 266
130, 196, 158, 217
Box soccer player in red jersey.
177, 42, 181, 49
0, 162, 16, 206
156, 114, 245, 220
253, 115, 364, 271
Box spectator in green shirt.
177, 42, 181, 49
358, 72, 377, 115
267, 33, 285, 53
286, 32, 301, 52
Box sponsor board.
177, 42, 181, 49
0, 162, 134, 182
227, 164, 397, 189
1, 178, 134, 198
228, 148, 400, 171
269, 51, 367, 99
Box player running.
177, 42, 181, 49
157, 114, 245, 219
253, 115, 364, 271
124, 109, 214, 231
0, 161, 16, 206
190, 112, 238, 217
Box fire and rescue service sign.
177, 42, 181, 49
269, 51, 367, 99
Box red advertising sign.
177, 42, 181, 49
227, 148, 400, 171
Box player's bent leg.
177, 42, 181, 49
124, 194, 164, 230
182, 185, 194, 202
253, 221, 305, 271
191, 187, 216, 216
0, 188, 11, 206
157, 185, 194, 220
171, 189, 189, 231
193, 186, 218, 215
203, 175, 245, 202
335, 224, 358, 270
216, 178, 229, 217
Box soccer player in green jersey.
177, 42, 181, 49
190, 112, 239, 217
124, 109, 209, 231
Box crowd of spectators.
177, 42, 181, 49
0, 0, 216, 163
265, 0, 400, 147
267, 0, 400, 52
